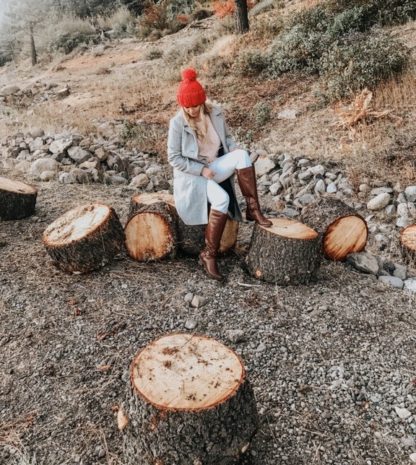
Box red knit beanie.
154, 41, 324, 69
177, 68, 206, 107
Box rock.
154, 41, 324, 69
396, 216, 411, 228
346, 252, 379, 275
282, 207, 299, 218
394, 407, 412, 420
49, 136, 73, 155
309, 165, 325, 176
385, 204, 396, 217
367, 193, 391, 211
184, 293, 193, 303
298, 170, 313, 182
59, 172, 77, 184
374, 234, 388, 249
404, 279, 416, 292
129, 173, 149, 188
378, 276, 403, 289
184, 319, 197, 330
67, 146, 91, 164
405, 186, 416, 202
40, 170, 56, 182
79, 159, 100, 170
2, 159, 16, 170
370, 187, 393, 196
225, 329, 246, 344
297, 194, 315, 206
70, 168, 92, 184
255, 156, 276, 176
269, 181, 282, 196
56, 86, 70, 98
314, 179, 326, 194
326, 183, 337, 193
29, 128, 45, 139
14, 161, 30, 173
397, 203, 409, 217
401, 436, 415, 448
0, 85, 20, 96
146, 165, 162, 176
191, 295, 208, 308
393, 264, 407, 280
359, 184, 370, 193
297, 159, 310, 167
30, 158, 59, 178
110, 175, 128, 185
277, 108, 298, 120
95, 147, 108, 161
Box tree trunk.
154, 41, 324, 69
177, 216, 239, 256
123, 333, 259, 465
126, 193, 178, 261
301, 196, 368, 261
29, 23, 37, 66
400, 224, 416, 266
43, 203, 125, 273
235, 0, 250, 33
246, 217, 322, 284
0, 176, 37, 220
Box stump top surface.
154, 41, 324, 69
264, 217, 318, 240
43, 203, 111, 245
131, 333, 245, 411
132, 191, 175, 207
0, 176, 37, 194
401, 224, 416, 249
325, 215, 367, 260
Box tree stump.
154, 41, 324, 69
123, 333, 259, 465
177, 217, 239, 256
301, 196, 368, 261
246, 217, 321, 284
125, 192, 178, 261
0, 176, 38, 220
43, 203, 124, 273
400, 224, 416, 266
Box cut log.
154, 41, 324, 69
43, 203, 124, 273
123, 333, 258, 465
0, 176, 37, 220
177, 216, 239, 255
126, 192, 178, 261
400, 224, 416, 266
301, 196, 368, 261
246, 217, 322, 284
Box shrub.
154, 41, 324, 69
235, 50, 270, 76
146, 48, 163, 60
319, 32, 410, 100
138, 2, 187, 38
53, 31, 99, 54
192, 9, 214, 21
254, 102, 272, 126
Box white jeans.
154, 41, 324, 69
206, 149, 252, 214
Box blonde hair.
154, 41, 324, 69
181, 100, 213, 140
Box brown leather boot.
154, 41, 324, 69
236, 166, 273, 227
199, 209, 228, 281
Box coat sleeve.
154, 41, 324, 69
167, 118, 205, 176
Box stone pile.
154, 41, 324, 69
0, 130, 169, 191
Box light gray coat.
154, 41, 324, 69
167, 106, 243, 225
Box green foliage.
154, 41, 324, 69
254, 102, 272, 126
52, 31, 99, 54
319, 32, 410, 100
146, 48, 163, 60
234, 50, 270, 76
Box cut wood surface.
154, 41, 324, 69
123, 333, 259, 464
43, 203, 124, 273
0, 176, 38, 220
126, 193, 178, 261
246, 217, 322, 284
302, 196, 368, 261
400, 224, 416, 266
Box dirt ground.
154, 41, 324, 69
1, 181, 416, 465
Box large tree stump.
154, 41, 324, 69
246, 217, 321, 284
400, 224, 416, 266
0, 176, 38, 220
43, 203, 124, 273
125, 192, 178, 261
177, 217, 239, 256
301, 196, 368, 261
123, 333, 259, 465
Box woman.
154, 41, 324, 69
168, 68, 272, 281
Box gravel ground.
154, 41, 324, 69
1, 182, 416, 465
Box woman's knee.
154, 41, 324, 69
234, 149, 252, 169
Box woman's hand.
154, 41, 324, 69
201, 167, 215, 179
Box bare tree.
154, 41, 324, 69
235, 0, 250, 33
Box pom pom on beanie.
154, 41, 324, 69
177, 67, 206, 107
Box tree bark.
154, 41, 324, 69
29, 23, 37, 66
246, 217, 322, 284
43, 204, 124, 273
301, 195, 368, 261
123, 333, 259, 465
235, 0, 250, 33
0, 176, 37, 220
